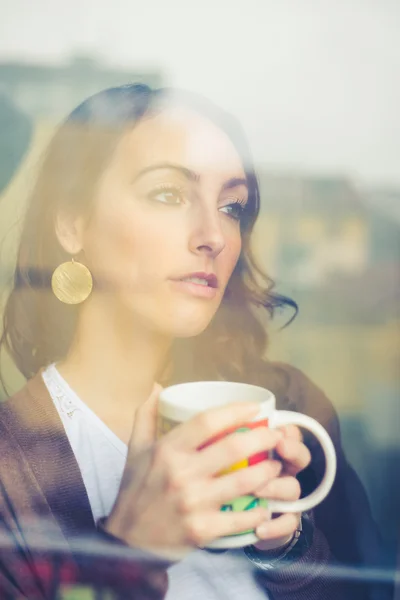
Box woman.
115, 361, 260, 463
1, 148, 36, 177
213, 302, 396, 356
0, 84, 383, 599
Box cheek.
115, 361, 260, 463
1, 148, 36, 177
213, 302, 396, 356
82, 195, 186, 295
220, 230, 242, 280
83, 203, 163, 289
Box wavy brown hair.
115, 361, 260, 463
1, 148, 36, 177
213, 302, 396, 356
0, 84, 297, 392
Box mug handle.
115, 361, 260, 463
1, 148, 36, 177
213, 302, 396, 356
267, 410, 337, 513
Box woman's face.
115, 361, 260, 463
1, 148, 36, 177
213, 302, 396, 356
76, 107, 248, 338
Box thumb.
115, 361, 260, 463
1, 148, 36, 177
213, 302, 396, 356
129, 383, 162, 455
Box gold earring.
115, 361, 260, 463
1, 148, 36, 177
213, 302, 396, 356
51, 258, 93, 305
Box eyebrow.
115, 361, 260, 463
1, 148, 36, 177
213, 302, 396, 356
132, 163, 200, 183
221, 177, 249, 193
132, 162, 249, 192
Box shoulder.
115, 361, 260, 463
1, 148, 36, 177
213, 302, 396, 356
0, 379, 43, 509
0, 373, 44, 428
0, 372, 83, 519
0, 371, 62, 455
0, 380, 31, 434
0, 376, 41, 462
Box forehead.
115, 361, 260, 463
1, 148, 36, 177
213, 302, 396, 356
114, 107, 246, 178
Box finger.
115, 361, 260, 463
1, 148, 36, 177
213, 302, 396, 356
168, 402, 261, 450
255, 475, 301, 502
173, 461, 282, 516
187, 505, 268, 546
274, 438, 311, 476
194, 427, 283, 477
255, 512, 301, 541
279, 424, 303, 443
207, 460, 283, 508
130, 383, 162, 454
253, 533, 293, 552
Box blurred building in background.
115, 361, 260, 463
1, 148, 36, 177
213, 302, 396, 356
0, 55, 162, 119
256, 175, 368, 287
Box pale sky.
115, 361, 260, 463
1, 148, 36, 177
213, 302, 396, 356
1, 0, 399, 186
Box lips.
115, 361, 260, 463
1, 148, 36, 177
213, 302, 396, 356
169, 271, 219, 299
173, 272, 218, 288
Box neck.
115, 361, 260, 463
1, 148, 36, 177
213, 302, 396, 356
57, 295, 172, 442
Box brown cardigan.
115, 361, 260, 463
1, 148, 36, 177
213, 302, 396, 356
0, 365, 385, 599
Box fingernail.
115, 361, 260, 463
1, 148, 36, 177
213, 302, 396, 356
245, 403, 262, 416
257, 522, 270, 537
263, 481, 276, 495
271, 429, 283, 439
276, 429, 284, 438
269, 459, 282, 475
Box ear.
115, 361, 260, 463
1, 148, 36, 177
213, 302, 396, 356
54, 210, 86, 256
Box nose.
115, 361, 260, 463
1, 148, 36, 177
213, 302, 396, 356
189, 207, 226, 259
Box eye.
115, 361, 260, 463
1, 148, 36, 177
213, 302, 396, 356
148, 185, 184, 205
220, 199, 247, 221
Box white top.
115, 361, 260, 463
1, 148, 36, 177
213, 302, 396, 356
42, 364, 269, 600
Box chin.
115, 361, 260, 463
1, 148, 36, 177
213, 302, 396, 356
170, 317, 213, 339
165, 307, 217, 339
174, 324, 210, 339
126, 296, 221, 339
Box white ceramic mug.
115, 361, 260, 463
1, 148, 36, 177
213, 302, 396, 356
158, 381, 337, 549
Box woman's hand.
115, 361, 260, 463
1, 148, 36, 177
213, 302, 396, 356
253, 425, 311, 551
105, 387, 284, 560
